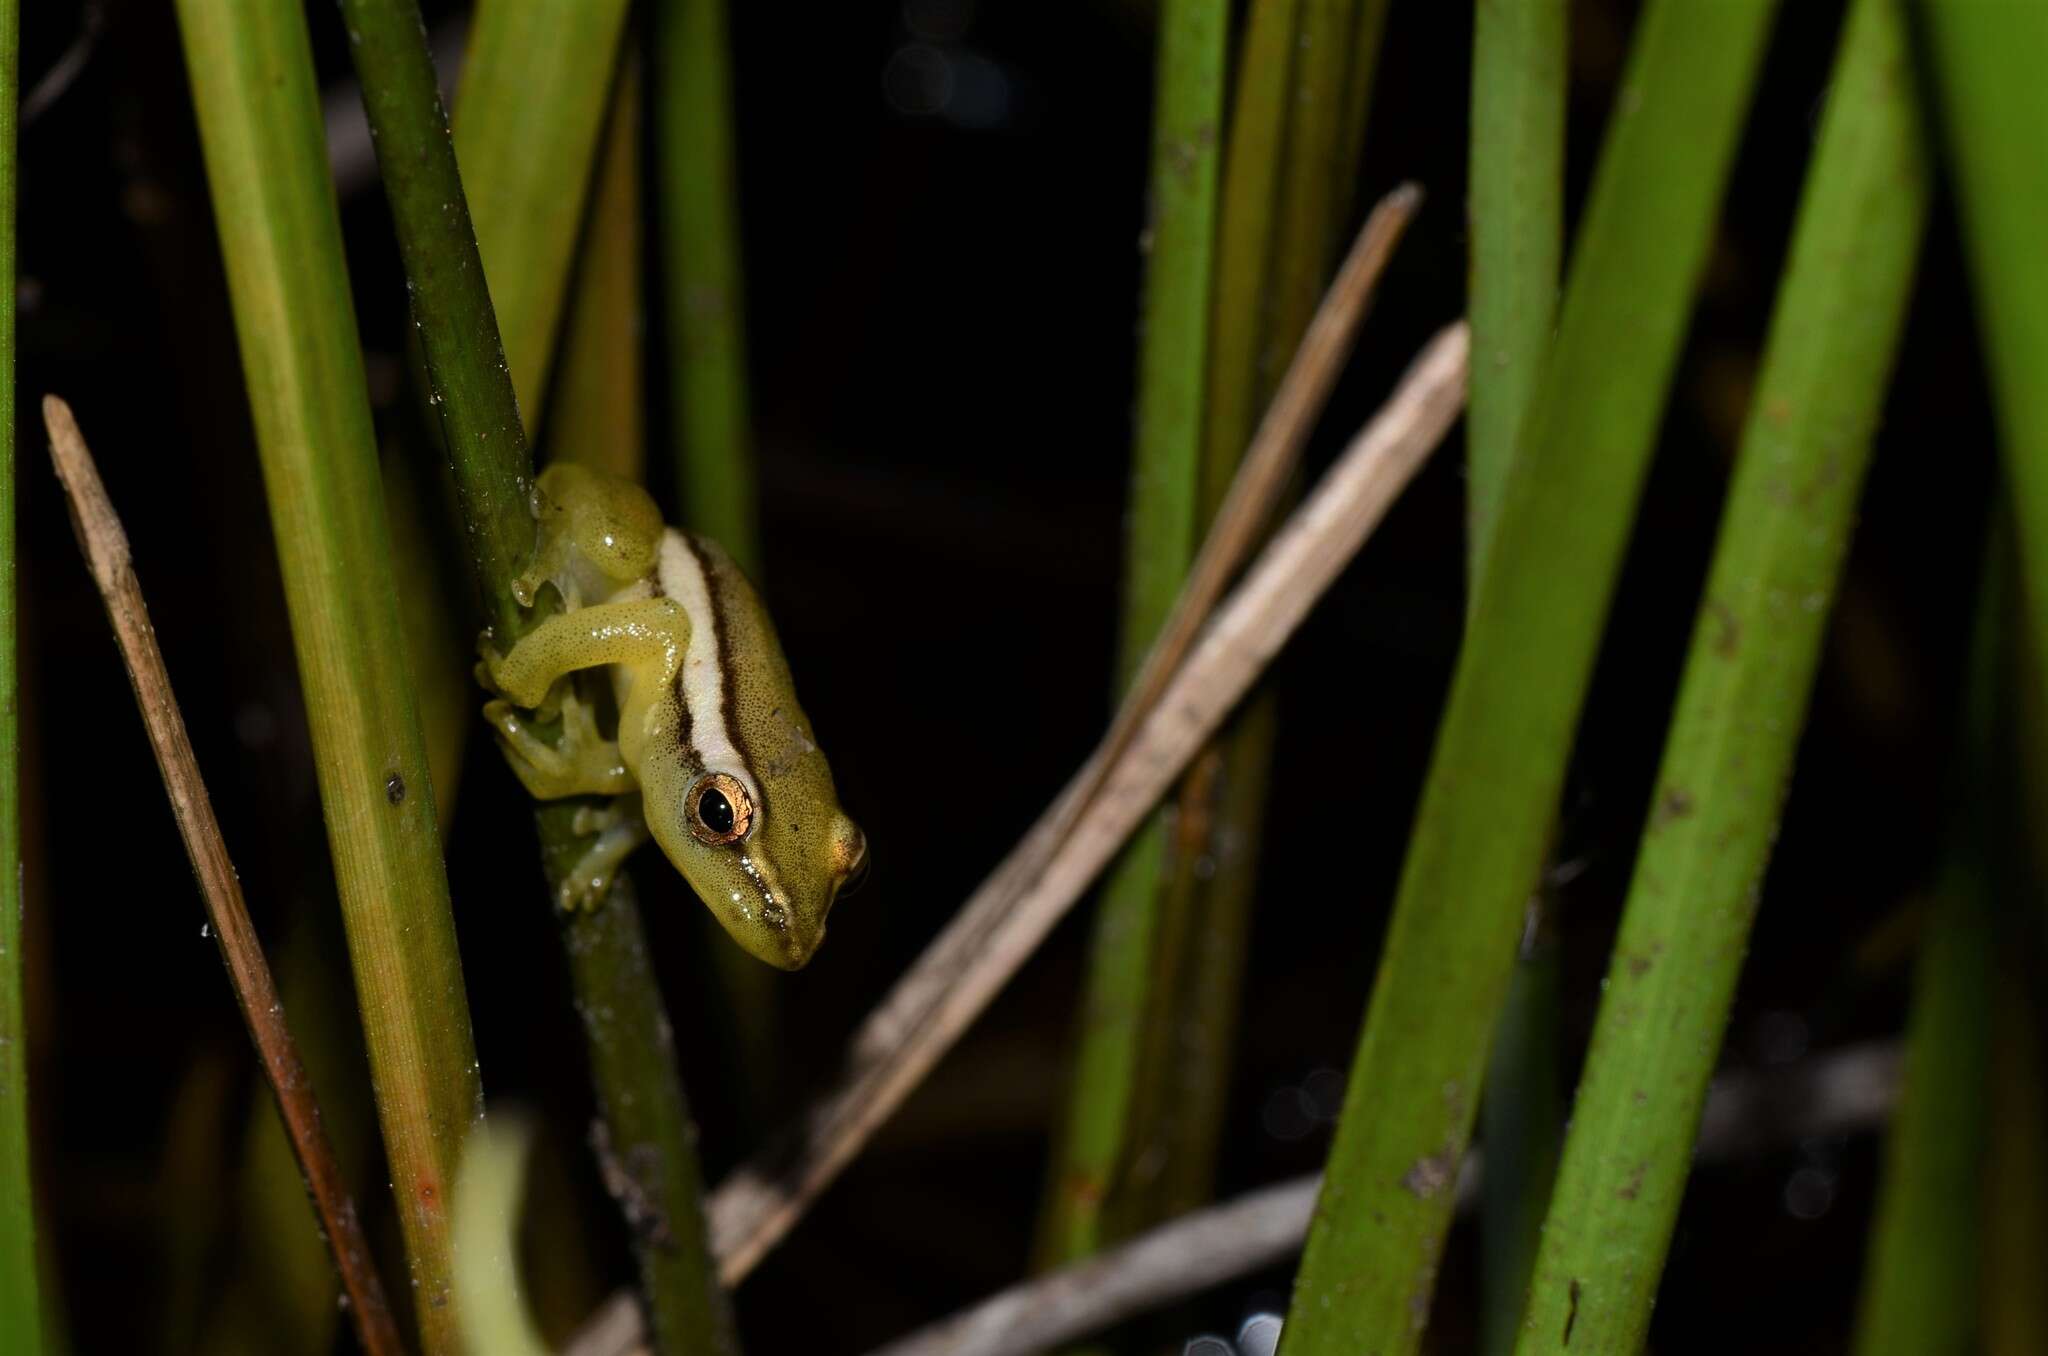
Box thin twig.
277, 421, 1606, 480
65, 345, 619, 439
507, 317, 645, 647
707, 317, 1469, 1283
863, 1042, 1901, 1356
42, 396, 405, 1356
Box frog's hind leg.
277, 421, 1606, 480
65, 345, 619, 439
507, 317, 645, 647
556, 796, 653, 910
483, 687, 634, 801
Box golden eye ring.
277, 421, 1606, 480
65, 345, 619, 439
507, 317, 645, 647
686, 772, 754, 846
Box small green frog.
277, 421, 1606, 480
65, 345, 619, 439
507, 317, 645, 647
478, 463, 866, 969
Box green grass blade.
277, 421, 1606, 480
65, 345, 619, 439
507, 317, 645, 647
1267, 0, 1352, 369
0, 2, 33, 1350
340, 0, 533, 641
550, 55, 647, 481
656, 0, 760, 575
340, 6, 741, 1348
1850, 548, 1998, 1356
1038, 0, 1227, 1266
1278, 4, 1778, 1352
1336, 0, 1392, 210
1513, 1, 1928, 1349
1201, 0, 1297, 505
170, 1, 483, 1345
1125, 0, 1398, 1233
1465, 4, 1567, 1351
453, 0, 633, 424
1919, 0, 2048, 749
1465, 0, 1565, 582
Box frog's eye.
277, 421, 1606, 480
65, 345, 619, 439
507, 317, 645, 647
686, 772, 754, 846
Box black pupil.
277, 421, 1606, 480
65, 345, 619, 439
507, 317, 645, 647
699, 788, 735, 836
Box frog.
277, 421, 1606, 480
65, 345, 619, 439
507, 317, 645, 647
477, 462, 866, 970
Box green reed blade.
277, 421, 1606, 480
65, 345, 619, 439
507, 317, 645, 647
1279, 3, 1778, 1351
1037, 0, 1228, 1269
454, 0, 633, 425
1513, 1, 1927, 1348
171, 1, 484, 1345
656, 0, 760, 575
1465, 3, 1567, 1351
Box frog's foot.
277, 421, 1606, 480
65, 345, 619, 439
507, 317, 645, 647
482, 688, 633, 800
557, 797, 652, 911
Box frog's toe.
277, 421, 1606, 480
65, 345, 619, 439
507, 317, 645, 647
554, 804, 651, 911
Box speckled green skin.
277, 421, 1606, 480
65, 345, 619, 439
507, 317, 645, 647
481, 463, 864, 969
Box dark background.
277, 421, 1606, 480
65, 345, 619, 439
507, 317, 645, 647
10, 0, 2000, 1351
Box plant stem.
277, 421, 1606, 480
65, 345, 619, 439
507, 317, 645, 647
1335, 0, 1392, 209
656, 0, 760, 575
1201, 0, 1297, 507
1513, 1, 1926, 1348
43, 398, 403, 1356
0, 0, 31, 1348
1040, 0, 1227, 1268
453, 0, 634, 424
340, 0, 532, 640
551, 867, 739, 1356
1918, 2, 2048, 765
1120, 0, 1398, 1236
550, 55, 647, 482
1278, 3, 1778, 1351
1850, 541, 1998, 1356
1465, 0, 1565, 583
1465, 3, 1567, 1351
340, 4, 740, 1349
171, 1, 484, 1344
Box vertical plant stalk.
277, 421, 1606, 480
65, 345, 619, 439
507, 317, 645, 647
1514, 1, 1927, 1349
657, 0, 760, 574
550, 55, 647, 482
1335, 0, 1392, 206
1278, 3, 1779, 1352
1039, 0, 1227, 1268
1850, 544, 1998, 1356
42, 398, 404, 1356
340, 3, 740, 1350
1121, 0, 1399, 1233
0, 2, 31, 1349
171, 0, 486, 1345
1201, 0, 1297, 508
453, 0, 634, 423
1919, 5, 2048, 758
1465, 0, 1565, 581
1465, 3, 1567, 1352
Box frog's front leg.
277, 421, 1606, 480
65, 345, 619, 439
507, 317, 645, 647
482, 598, 690, 706
480, 597, 690, 799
